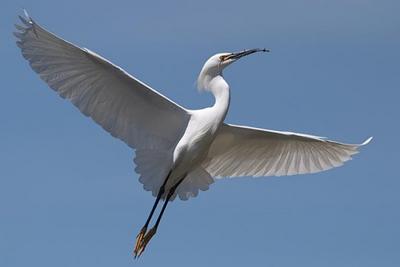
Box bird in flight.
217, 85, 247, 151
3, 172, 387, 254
15, 11, 371, 258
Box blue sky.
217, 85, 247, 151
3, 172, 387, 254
1, 0, 399, 266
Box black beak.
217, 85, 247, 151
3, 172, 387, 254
227, 48, 269, 60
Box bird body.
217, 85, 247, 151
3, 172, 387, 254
14, 12, 371, 257
170, 73, 230, 193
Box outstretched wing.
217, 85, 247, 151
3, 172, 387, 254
203, 123, 372, 178
14, 13, 190, 150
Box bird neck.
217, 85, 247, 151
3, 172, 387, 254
208, 75, 230, 120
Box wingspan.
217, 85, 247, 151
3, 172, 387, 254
14, 13, 190, 151
203, 123, 372, 178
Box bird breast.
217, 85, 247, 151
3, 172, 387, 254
172, 108, 222, 175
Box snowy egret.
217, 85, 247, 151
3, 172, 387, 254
14, 12, 371, 258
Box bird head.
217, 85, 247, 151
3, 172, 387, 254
197, 48, 269, 91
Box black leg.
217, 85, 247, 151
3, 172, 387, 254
135, 176, 185, 257
143, 173, 169, 228
133, 170, 171, 257
154, 177, 184, 228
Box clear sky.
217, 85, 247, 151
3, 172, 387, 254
1, 0, 399, 266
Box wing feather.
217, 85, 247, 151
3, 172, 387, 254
15, 13, 190, 150
203, 123, 372, 178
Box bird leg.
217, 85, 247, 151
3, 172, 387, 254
133, 171, 171, 258
135, 224, 157, 258
135, 177, 185, 258
133, 188, 163, 257
133, 226, 147, 256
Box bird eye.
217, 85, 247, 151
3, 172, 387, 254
219, 55, 227, 61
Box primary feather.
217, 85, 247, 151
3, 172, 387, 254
15, 14, 190, 151
204, 124, 372, 178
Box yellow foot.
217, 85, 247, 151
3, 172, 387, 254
133, 226, 147, 258
136, 227, 157, 258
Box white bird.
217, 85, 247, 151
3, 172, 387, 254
15, 12, 371, 257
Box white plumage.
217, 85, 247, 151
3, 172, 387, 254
205, 124, 372, 178
14, 12, 371, 257
14, 13, 371, 201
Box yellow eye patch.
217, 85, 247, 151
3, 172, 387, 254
219, 55, 229, 61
